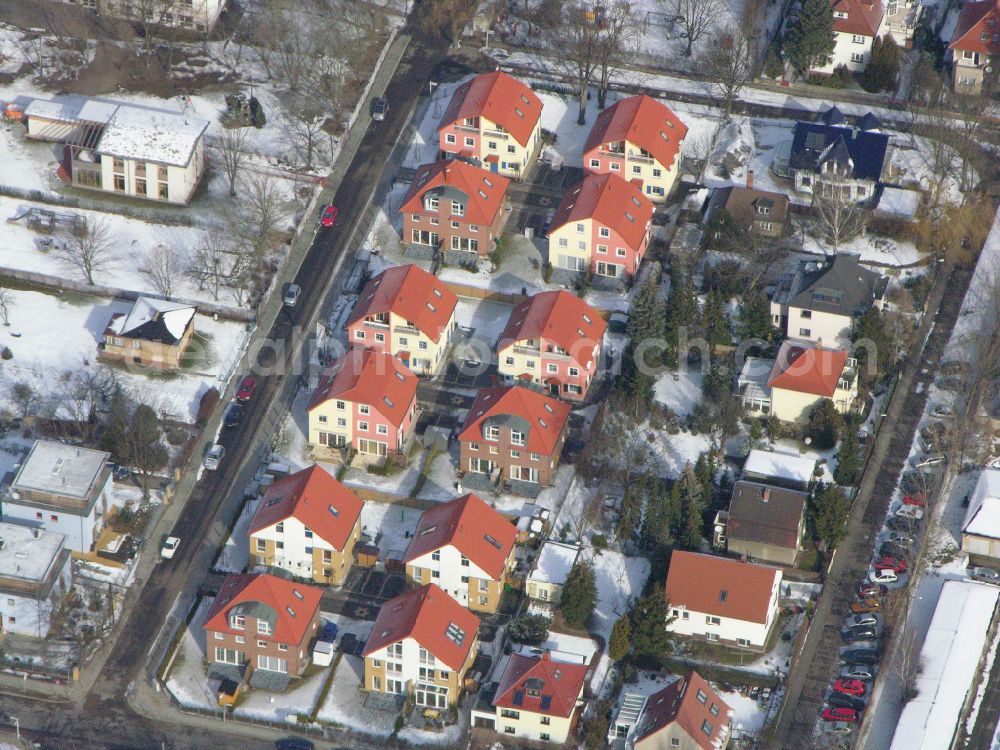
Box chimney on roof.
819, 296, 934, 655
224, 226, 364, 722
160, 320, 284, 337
746, 170, 754, 189
815, 337, 823, 350
541, 650, 551, 661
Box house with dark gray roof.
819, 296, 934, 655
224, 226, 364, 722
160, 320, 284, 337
102, 296, 195, 369
785, 109, 891, 205
726, 480, 808, 566
705, 172, 789, 239
770, 254, 886, 347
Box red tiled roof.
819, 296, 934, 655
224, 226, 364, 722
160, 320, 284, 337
402, 493, 517, 579
493, 653, 588, 719
635, 671, 732, 750
204, 572, 323, 646
664, 551, 779, 625
308, 348, 417, 426
347, 265, 458, 343
439, 71, 543, 146
584, 95, 688, 172
458, 385, 571, 457
363, 583, 479, 670
498, 290, 607, 368
549, 172, 654, 251
831, 0, 885, 37
400, 159, 510, 227
950, 0, 1000, 54
248, 465, 364, 551
767, 341, 848, 397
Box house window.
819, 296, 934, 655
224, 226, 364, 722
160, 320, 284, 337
432, 550, 441, 561
358, 421, 369, 431
569, 367, 579, 376
158, 182, 169, 200
671, 740, 680, 748
135, 177, 146, 195
230, 615, 245, 630
761, 221, 773, 231
696, 689, 707, 704
540, 735, 551, 742
377, 425, 388, 435
701, 720, 714, 736
850, 52, 865, 63
706, 616, 721, 626
507, 145, 516, 154
470, 224, 479, 232
113, 175, 126, 192
590, 159, 600, 167
485, 425, 500, 441
359, 405, 370, 415
799, 328, 811, 337
653, 168, 662, 178
737, 638, 751, 648
616, 248, 627, 257
597, 244, 608, 254
852, 34, 865, 43
445, 134, 456, 144
256, 539, 266, 552
632, 165, 641, 175
541, 717, 551, 726
530, 453, 540, 461
488, 141, 497, 150
464, 137, 475, 147
275, 522, 284, 533
511, 430, 525, 446
356, 330, 366, 340
800, 310, 812, 319
610, 162, 620, 171
599, 227, 610, 238
257, 620, 272, 635
511, 450, 521, 458
452, 201, 465, 216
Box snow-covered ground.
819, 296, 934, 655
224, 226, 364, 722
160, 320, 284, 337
215, 495, 259, 574
165, 596, 220, 711
583, 548, 650, 643
654, 366, 704, 417
316, 654, 394, 735
233, 667, 329, 723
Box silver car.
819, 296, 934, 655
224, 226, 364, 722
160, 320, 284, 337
283, 283, 302, 307
204, 444, 224, 471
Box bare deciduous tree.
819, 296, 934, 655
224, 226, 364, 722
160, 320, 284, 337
419, 0, 475, 46
284, 102, 327, 169
704, 27, 754, 117
8, 381, 39, 422
594, 2, 639, 110
547, 2, 602, 124
215, 126, 251, 197
187, 233, 240, 301
141, 244, 184, 299
238, 173, 288, 262
666, 0, 723, 57
0, 289, 12, 326
811, 188, 869, 251
57, 218, 115, 285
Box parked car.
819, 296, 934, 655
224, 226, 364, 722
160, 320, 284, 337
913, 453, 946, 469
971, 567, 1000, 585
921, 421, 949, 441
833, 679, 867, 697
884, 532, 915, 549
841, 625, 879, 643
874, 556, 908, 573
930, 403, 954, 418
840, 664, 876, 681
318, 620, 339, 643
320, 204, 339, 228
160, 536, 180, 560
275, 739, 315, 750
371, 97, 388, 122
940, 360, 970, 376
204, 444, 225, 471
841, 647, 879, 666
236, 376, 257, 402
846, 613, 882, 629
821, 707, 858, 723
896, 504, 924, 521
338, 632, 358, 654
902, 493, 927, 507
901, 470, 936, 494
541, 209, 556, 236
869, 569, 898, 585
284, 283, 302, 307
827, 691, 866, 711
857, 582, 888, 600
886, 515, 917, 533
878, 541, 907, 560
851, 598, 881, 614
224, 402, 244, 429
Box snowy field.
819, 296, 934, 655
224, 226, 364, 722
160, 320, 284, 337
654, 366, 704, 417
583, 548, 651, 642
165, 596, 220, 711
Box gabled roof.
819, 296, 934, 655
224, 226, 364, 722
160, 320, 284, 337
634, 671, 732, 750
789, 121, 889, 181
248, 465, 364, 551
493, 653, 589, 718
204, 572, 323, 645
665, 551, 780, 625
822, 106, 847, 126
400, 159, 510, 227
785, 254, 884, 318
308, 348, 417, 426
347, 265, 458, 343
963, 468, 1000, 539
950, 0, 1000, 54
549, 172, 654, 250
498, 290, 607, 367
767, 341, 849, 397
402, 493, 517, 580
715, 185, 790, 229
363, 583, 479, 670
439, 71, 543, 146
728, 480, 808, 550
105, 297, 194, 345
856, 112, 882, 131
584, 94, 688, 172
458, 386, 571, 457
831, 0, 886, 37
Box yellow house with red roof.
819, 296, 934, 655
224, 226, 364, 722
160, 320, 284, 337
767, 341, 858, 424
403, 493, 518, 614
248, 465, 364, 585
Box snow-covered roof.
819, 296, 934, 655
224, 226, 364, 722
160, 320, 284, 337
97, 104, 209, 167
888, 580, 1000, 750
24, 97, 118, 125
527, 541, 580, 585
11, 441, 110, 501
107, 297, 195, 345
962, 468, 1000, 539
0, 522, 66, 583
877, 187, 920, 218
742, 449, 817, 486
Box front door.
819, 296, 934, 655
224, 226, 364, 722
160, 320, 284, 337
490, 161, 498, 173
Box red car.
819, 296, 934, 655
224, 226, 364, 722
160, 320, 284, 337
236, 376, 257, 402
902, 493, 927, 507
874, 556, 908, 573
833, 679, 866, 697
320, 204, 339, 228
822, 707, 858, 723
857, 582, 888, 599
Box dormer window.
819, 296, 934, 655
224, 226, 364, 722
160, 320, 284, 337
834, 10, 847, 18
230, 614, 245, 630
425, 195, 439, 211
758, 205, 769, 215
485, 424, 501, 441
257, 620, 271, 635
452, 200, 465, 216
511, 430, 525, 446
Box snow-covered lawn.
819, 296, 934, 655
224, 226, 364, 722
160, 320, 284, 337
654, 366, 704, 417
583, 548, 650, 642
454, 297, 514, 352
233, 666, 330, 723
315, 654, 394, 735
165, 596, 219, 711
0, 289, 247, 421
215, 495, 258, 574
358, 500, 423, 558
718, 688, 769, 735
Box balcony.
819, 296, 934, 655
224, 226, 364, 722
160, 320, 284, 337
483, 129, 509, 141
513, 344, 540, 357
627, 151, 655, 165
394, 324, 420, 336
599, 149, 625, 159
364, 319, 389, 329
453, 124, 479, 134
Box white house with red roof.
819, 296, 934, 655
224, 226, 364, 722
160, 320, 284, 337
363, 583, 480, 708
583, 94, 687, 203
203, 572, 323, 684
812, 0, 888, 74
307, 348, 418, 460
458, 385, 572, 494
547, 172, 654, 285
400, 159, 510, 257
471, 652, 589, 743
346, 264, 458, 376
627, 671, 733, 750
437, 71, 543, 178
766, 340, 858, 423
497, 290, 607, 401
403, 493, 517, 614
247, 465, 364, 586
665, 551, 782, 650
950, 0, 1000, 93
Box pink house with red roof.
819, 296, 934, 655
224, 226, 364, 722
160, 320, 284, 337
247, 465, 364, 585
346, 264, 458, 376
203, 572, 323, 680
403, 493, 517, 613
950, 0, 1000, 93
363, 583, 480, 708
547, 172, 654, 284
497, 290, 607, 401
471, 652, 589, 743
307, 348, 418, 459
630, 671, 733, 750
437, 71, 543, 178
583, 94, 687, 204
